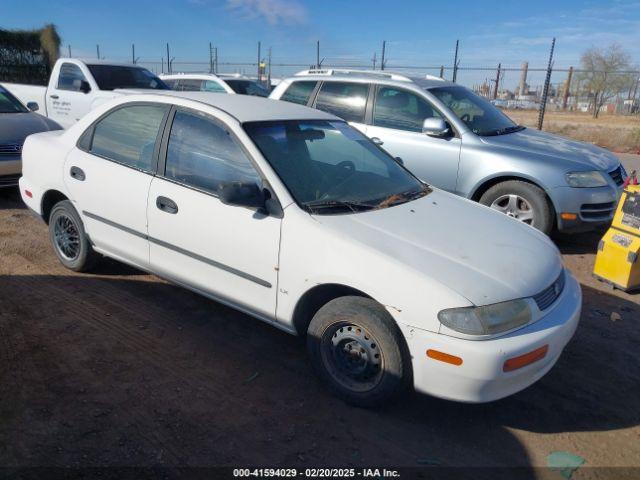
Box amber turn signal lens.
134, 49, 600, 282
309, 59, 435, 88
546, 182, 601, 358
503, 345, 549, 372
24, 190, 33, 198
427, 349, 463, 366
560, 213, 577, 220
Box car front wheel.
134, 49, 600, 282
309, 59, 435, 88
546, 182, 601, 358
307, 296, 410, 408
479, 180, 554, 234
49, 200, 98, 272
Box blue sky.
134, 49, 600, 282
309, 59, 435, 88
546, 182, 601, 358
3, 0, 640, 87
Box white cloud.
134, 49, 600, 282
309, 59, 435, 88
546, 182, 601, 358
225, 0, 307, 25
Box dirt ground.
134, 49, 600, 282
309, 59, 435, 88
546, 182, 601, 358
504, 109, 640, 154
1, 171, 639, 479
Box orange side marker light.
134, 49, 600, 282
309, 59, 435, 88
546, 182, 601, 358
427, 349, 463, 366
503, 345, 549, 372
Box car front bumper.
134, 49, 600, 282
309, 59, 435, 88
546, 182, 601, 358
406, 271, 581, 403
550, 184, 622, 232
0, 159, 21, 187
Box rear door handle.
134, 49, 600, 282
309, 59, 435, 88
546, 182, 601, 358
371, 137, 384, 146
156, 196, 178, 214
69, 166, 85, 181
49, 94, 59, 99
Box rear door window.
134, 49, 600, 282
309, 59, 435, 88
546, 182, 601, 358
280, 81, 317, 105
178, 79, 204, 91
203, 80, 227, 93
314, 81, 368, 123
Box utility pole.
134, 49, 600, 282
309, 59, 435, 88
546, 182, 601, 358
166, 43, 171, 74
452, 39, 459, 82
381, 40, 386, 70
537, 37, 556, 130
96, 44, 100, 59
562, 66, 573, 110
316, 40, 320, 69
493, 63, 501, 99
68, 44, 72, 58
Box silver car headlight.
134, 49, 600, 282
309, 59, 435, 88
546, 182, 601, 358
438, 299, 532, 336
565, 171, 608, 188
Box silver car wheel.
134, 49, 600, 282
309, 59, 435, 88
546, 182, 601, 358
490, 194, 534, 224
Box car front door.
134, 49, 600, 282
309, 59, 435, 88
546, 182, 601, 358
64, 102, 170, 268
311, 81, 370, 136
147, 107, 280, 319
46, 62, 95, 128
366, 85, 461, 192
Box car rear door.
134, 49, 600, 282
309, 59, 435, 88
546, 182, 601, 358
146, 107, 280, 319
365, 85, 461, 192
64, 102, 170, 268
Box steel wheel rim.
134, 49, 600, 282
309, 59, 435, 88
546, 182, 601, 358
53, 214, 81, 261
490, 194, 534, 224
321, 323, 384, 392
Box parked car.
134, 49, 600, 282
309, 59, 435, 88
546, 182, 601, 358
19, 92, 581, 406
270, 69, 627, 234
2, 59, 169, 128
0, 85, 61, 187
160, 73, 270, 97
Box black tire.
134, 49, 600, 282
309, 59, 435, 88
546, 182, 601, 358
307, 296, 411, 408
48, 200, 99, 272
479, 180, 554, 234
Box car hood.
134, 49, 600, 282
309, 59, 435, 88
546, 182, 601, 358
315, 190, 562, 306
0, 112, 60, 143
480, 127, 620, 172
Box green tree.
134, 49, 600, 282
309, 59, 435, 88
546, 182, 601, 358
578, 44, 634, 118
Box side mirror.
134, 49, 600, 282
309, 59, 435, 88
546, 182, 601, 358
422, 118, 450, 138
80, 80, 91, 94
26, 102, 39, 112
218, 181, 266, 209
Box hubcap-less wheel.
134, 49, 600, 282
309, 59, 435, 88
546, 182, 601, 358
53, 214, 81, 261
321, 323, 384, 393
490, 194, 534, 224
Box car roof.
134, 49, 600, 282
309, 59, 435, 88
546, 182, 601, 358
77, 59, 152, 69
288, 70, 457, 91
160, 73, 222, 80
142, 91, 340, 123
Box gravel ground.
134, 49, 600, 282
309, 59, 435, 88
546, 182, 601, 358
1, 158, 639, 479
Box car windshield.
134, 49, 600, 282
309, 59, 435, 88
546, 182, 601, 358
87, 65, 169, 91
224, 80, 270, 97
429, 86, 524, 136
0, 87, 28, 113
244, 120, 429, 214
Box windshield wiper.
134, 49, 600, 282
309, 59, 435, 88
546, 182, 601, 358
482, 125, 526, 136
304, 199, 376, 214
376, 184, 432, 209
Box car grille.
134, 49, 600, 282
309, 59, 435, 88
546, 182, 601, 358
609, 166, 624, 186
0, 143, 23, 156
533, 270, 566, 311
580, 201, 616, 220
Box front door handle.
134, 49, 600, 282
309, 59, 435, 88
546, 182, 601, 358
69, 166, 85, 181
371, 137, 384, 146
156, 196, 178, 214
49, 94, 59, 99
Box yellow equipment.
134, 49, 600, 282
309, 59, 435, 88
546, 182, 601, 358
593, 182, 640, 292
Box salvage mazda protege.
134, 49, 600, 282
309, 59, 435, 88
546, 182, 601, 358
19, 92, 582, 406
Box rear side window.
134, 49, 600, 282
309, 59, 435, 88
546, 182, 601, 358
314, 82, 368, 123
90, 104, 168, 172
164, 110, 260, 194
57, 63, 88, 92
178, 79, 204, 91
280, 81, 317, 105
203, 80, 227, 93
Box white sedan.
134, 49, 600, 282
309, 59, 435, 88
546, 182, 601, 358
19, 92, 581, 407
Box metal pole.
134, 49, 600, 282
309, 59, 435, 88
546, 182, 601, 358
372, 52, 377, 70
132, 44, 135, 64
68, 44, 72, 58
452, 39, 459, 82
381, 40, 386, 70
96, 44, 100, 59
209, 42, 213, 73
537, 37, 556, 130
268, 47, 272, 86
215, 47, 218, 73
439, 65, 444, 78
493, 63, 501, 99
562, 66, 573, 110
257, 41, 261, 79
316, 40, 320, 69
166, 43, 171, 74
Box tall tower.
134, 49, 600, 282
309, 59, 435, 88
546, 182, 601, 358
518, 61, 529, 97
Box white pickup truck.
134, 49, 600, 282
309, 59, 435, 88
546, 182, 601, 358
1, 59, 168, 128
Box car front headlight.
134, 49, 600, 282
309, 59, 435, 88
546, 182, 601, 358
438, 299, 532, 336
565, 171, 608, 188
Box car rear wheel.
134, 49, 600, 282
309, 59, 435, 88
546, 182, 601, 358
307, 296, 410, 408
49, 200, 98, 272
479, 180, 554, 234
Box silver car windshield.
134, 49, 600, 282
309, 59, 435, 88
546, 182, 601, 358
244, 120, 430, 214
429, 86, 524, 136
